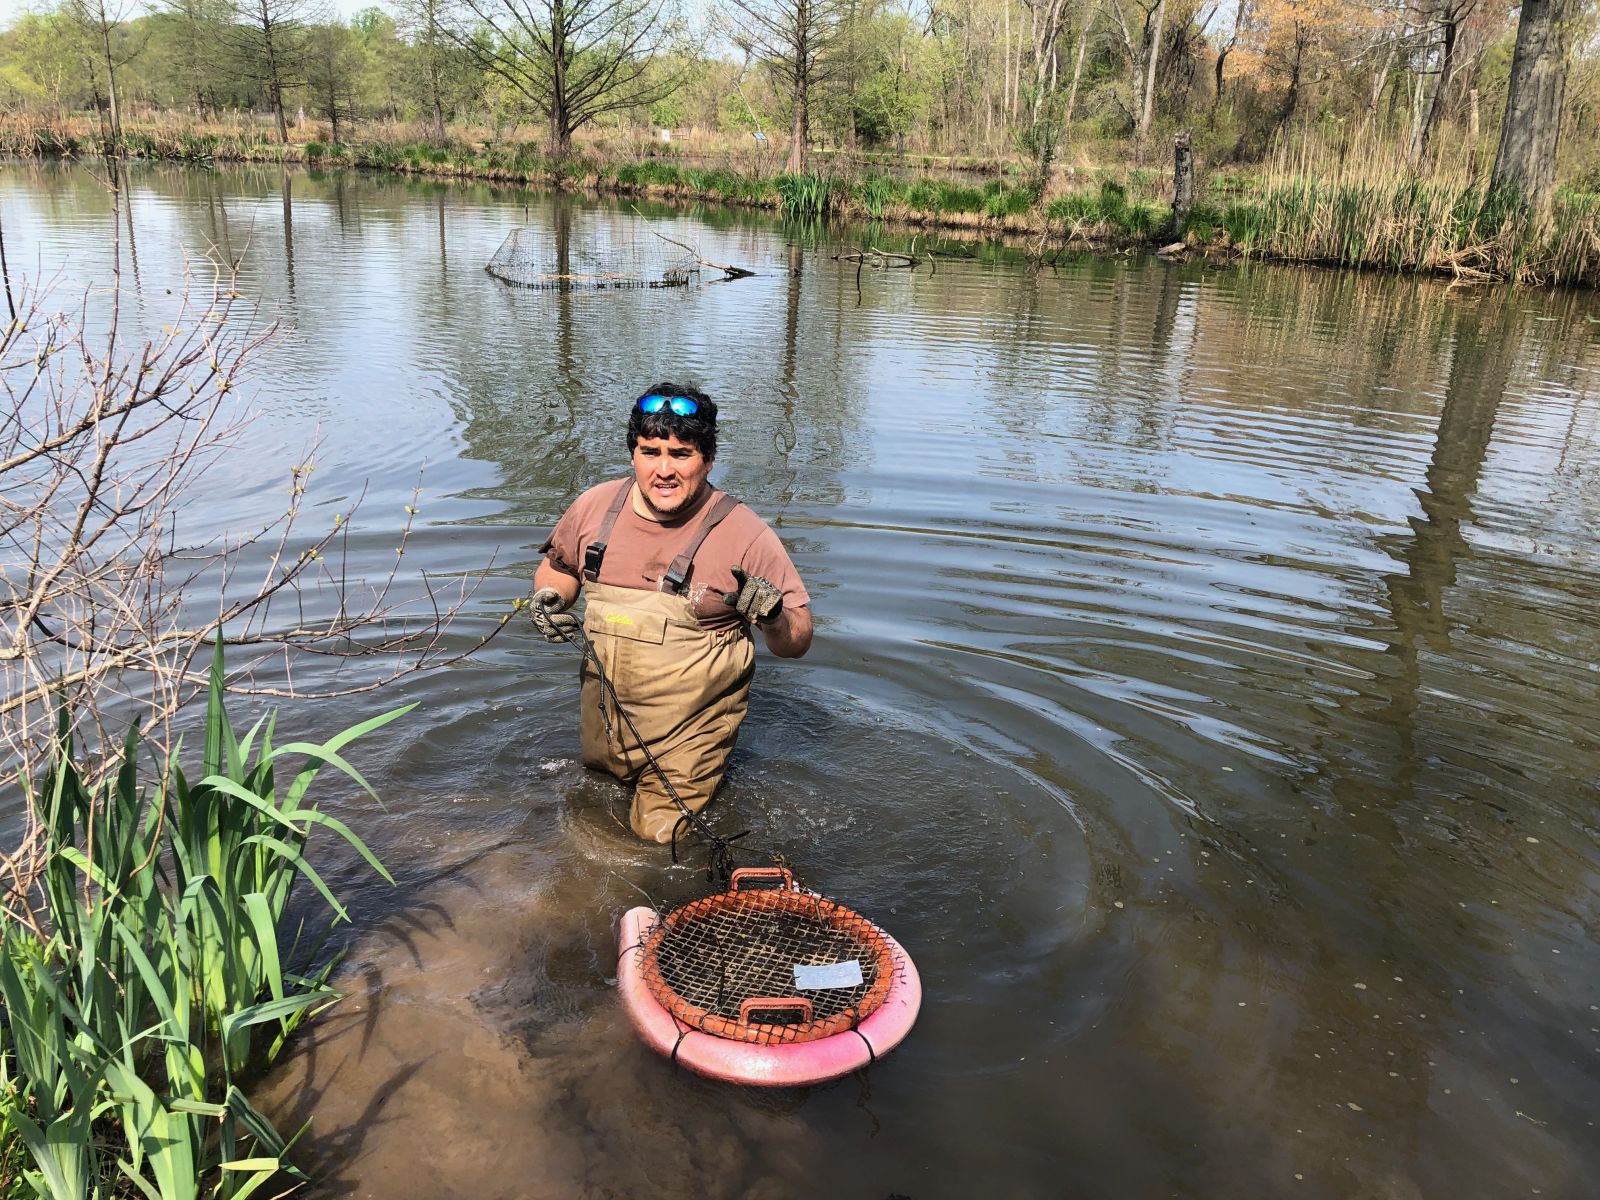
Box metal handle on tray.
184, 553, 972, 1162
730, 866, 795, 892
739, 996, 814, 1026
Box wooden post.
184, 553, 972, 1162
1171, 128, 1194, 237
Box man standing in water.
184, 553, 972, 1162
531, 385, 813, 842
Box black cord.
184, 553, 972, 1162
670, 1025, 692, 1067
557, 618, 772, 885
848, 1026, 877, 1066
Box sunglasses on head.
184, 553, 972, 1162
636, 393, 699, 417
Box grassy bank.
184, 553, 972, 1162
4, 117, 1596, 288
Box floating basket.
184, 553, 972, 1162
618, 868, 921, 1085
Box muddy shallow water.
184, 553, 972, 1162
3, 159, 1599, 1199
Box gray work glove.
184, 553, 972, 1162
723, 568, 783, 626
530, 586, 581, 643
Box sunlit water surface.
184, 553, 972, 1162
3, 159, 1599, 1199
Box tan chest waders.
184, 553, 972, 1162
578, 480, 755, 842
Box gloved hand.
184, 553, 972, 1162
723, 568, 783, 625
530, 587, 580, 643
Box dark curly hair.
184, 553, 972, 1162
626, 382, 717, 460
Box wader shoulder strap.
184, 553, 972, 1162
663, 492, 743, 594
582, 478, 634, 583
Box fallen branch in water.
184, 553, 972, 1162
630, 206, 756, 279
834, 246, 919, 268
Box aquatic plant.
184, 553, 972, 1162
610, 160, 690, 191
1179, 202, 1224, 238
1097, 180, 1128, 220
0, 647, 403, 1199
933, 182, 986, 213
902, 178, 939, 212
776, 170, 834, 217
1041, 185, 1167, 242
857, 173, 900, 219
983, 185, 1034, 219
1045, 192, 1099, 224
175, 134, 217, 164
0, 1037, 25, 1200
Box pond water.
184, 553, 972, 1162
3, 159, 1599, 1199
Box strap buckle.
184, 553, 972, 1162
583, 540, 606, 581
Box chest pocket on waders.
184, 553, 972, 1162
584, 600, 668, 645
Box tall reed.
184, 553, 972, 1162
1203, 135, 1600, 285
0, 646, 404, 1200
776, 170, 834, 217
856, 172, 900, 219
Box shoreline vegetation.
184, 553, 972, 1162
0, 649, 403, 1198
4, 118, 1598, 290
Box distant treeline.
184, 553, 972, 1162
0, 0, 1594, 213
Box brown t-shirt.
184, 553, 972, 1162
540, 480, 810, 632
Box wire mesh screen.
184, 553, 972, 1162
485, 224, 698, 290
637, 884, 900, 1046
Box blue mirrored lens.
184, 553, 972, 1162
638, 394, 698, 416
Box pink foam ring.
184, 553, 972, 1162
616, 905, 922, 1088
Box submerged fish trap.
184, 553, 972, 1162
617, 868, 921, 1086
485, 224, 698, 291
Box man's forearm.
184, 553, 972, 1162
533, 560, 581, 609
759, 605, 813, 659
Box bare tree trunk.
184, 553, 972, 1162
550, 110, 572, 156
1418, 16, 1458, 164
421, 0, 448, 141
549, 3, 571, 156
96, 5, 123, 147
1012, 5, 1023, 118
1408, 65, 1426, 155
1276, 34, 1304, 137
85, 61, 111, 149
1029, 1, 1040, 119
1138, 0, 1167, 140
1027, 0, 1069, 125
270, 78, 289, 143
256, 1, 290, 145
1004, 0, 1013, 118
1364, 42, 1396, 131
1213, 0, 1247, 112
788, 71, 809, 172
1489, 0, 1573, 214
1065, 19, 1089, 125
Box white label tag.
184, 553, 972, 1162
793, 960, 864, 990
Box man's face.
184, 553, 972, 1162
631, 434, 712, 518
